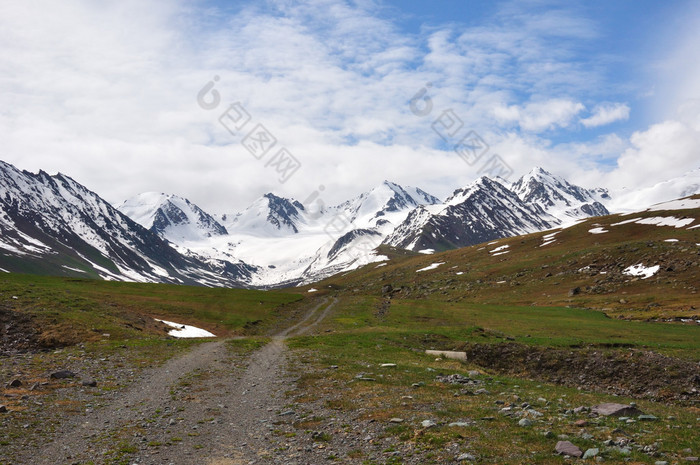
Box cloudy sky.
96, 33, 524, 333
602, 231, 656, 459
1, 0, 699, 213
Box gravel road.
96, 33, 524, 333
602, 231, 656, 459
26, 297, 337, 465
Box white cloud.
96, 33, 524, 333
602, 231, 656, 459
0, 0, 696, 216
493, 99, 585, 132
608, 119, 700, 189
580, 103, 630, 127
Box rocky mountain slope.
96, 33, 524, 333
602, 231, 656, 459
0, 161, 255, 286
2, 159, 626, 287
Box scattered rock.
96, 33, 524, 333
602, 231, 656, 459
388, 418, 404, 423
449, 421, 474, 427
638, 414, 658, 421
380, 363, 397, 368
81, 379, 97, 387
50, 370, 77, 380
568, 287, 581, 296
583, 448, 599, 459
421, 420, 437, 428
0, 405, 7, 413
574, 419, 588, 427
436, 374, 481, 385
654, 461, 668, 465
556, 441, 583, 457
7, 379, 22, 388
518, 418, 532, 427
456, 453, 476, 461
591, 403, 643, 417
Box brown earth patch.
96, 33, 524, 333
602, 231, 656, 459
454, 341, 700, 402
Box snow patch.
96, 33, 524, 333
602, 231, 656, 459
375, 263, 387, 268
635, 217, 695, 228
647, 198, 700, 212
664, 239, 679, 243
155, 319, 216, 338
489, 245, 510, 253
623, 264, 660, 280
0, 240, 26, 255
418, 249, 435, 255
416, 262, 445, 272
62, 265, 86, 273
610, 217, 642, 226
588, 227, 608, 234
307, 288, 318, 293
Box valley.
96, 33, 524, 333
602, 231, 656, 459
1, 194, 698, 463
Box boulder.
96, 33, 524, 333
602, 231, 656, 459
421, 420, 437, 428
50, 370, 77, 380
425, 350, 467, 361
591, 402, 643, 417
556, 441, 583, 457
7, 379, 22, 388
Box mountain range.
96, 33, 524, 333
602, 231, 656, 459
1, 159, 697, 287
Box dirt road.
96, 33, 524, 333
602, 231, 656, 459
28, 297, 337, 465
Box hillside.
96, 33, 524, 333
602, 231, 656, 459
317, 195, 700, 321
1, 196, 698, 464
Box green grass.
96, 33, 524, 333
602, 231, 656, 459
311, 295, 699, 360
286, 295, 700, 464
312, 202, 700, 320
0, 273, 303, 345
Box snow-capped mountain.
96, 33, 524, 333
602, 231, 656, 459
152, 181, 436, 286
0, 161, 255, 286
511, 167, 610, 222
220, 193, 306, 236
385, 177, 556, 252
327, 181, 441, 234
119, 192, 227, 243
1, 159, 615, 288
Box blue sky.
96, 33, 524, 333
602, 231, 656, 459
1, 0, 699, 212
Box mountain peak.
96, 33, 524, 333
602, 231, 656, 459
223, 192, 305, 236
512, 168, 610, 222
119, 192, 227, 241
